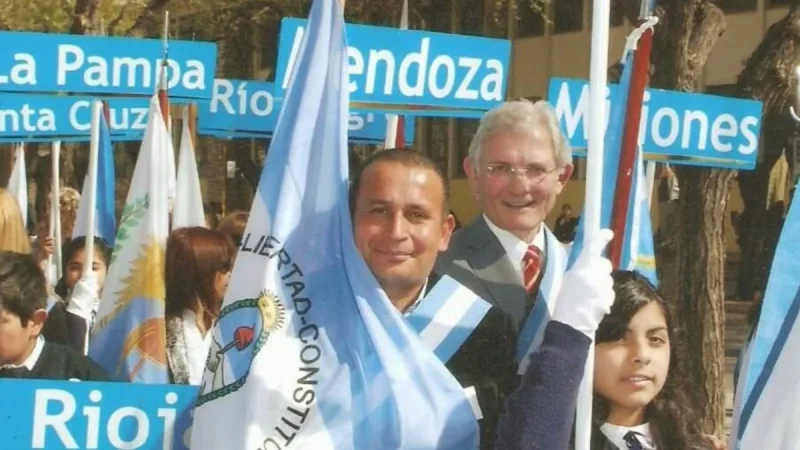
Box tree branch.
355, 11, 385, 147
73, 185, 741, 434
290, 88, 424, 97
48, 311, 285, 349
125, 0, 171, 37
107, 1, 133, 36
70, 0, 100, 34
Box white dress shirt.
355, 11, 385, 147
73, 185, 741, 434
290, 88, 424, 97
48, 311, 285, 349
600, 422, 656, 450
484, 215, 546, 282
403, 279, 429, 317
182, 310, 213, 386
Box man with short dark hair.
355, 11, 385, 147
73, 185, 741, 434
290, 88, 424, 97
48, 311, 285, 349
0, 251, 107, 381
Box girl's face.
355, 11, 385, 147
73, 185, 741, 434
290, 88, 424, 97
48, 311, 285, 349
64, 248, 108, 293
594, 301, 671, 425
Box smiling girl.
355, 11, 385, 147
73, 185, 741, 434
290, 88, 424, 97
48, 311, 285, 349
589, 270, 714, 450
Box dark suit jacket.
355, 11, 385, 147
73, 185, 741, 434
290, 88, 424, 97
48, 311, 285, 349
42, 300, 90, 354
426, 272, 518, 450
1, 341, 109, 382
436, 216, 567, 333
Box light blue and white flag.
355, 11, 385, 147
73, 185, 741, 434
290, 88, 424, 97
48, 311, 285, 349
74, 108, 117, 245
89, 95, 171, 384
730, 180, 800, 449
407, 275, 491, 364
190, 0, 479, 448
516, 227, 568, 375
568, 51, 658, 286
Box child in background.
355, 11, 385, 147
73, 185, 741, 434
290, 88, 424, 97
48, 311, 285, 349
588, 271, 724, 450
0, 251, 107, 381
45, 237, 112, 354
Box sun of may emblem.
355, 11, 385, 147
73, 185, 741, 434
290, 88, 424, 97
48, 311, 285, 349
196, 290, 286, 406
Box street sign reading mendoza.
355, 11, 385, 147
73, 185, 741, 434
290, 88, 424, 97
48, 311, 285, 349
0, 31, 217, 99
274, 19, 511, 118
548, 78, 764, 170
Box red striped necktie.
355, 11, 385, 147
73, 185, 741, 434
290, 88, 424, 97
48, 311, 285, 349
522, 245, 543, 293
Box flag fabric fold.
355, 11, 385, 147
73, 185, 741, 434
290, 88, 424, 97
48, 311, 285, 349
730, 179, 800, 449
74, 109, 117, 245
568, 50, 658, 286
88, 95, 171, 384
171, 107, 206, 229
190, 0, 478, 448
7, 143, 28, 228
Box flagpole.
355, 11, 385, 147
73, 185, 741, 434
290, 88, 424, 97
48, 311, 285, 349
50, 141, 62, 282
83, 101, 103, 275
158, 11, 170, 126
383, 0, 408, 149
607, 0, 656, 267
576, 0, 611, 446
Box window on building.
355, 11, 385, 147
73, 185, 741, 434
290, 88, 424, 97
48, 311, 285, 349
461, 0, 485, 35
427, 118, 450, 172
589, 0, 625, 28
554, 0, 583, 34
718, 0, 758, 12
517, 0, 546, 38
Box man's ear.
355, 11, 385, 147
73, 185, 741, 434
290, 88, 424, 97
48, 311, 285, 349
439, 213, 456, 252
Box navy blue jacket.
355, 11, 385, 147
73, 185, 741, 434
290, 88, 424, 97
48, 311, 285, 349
494, 321, 591, 450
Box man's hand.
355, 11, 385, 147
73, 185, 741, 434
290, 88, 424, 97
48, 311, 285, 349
552, 229, 615, 338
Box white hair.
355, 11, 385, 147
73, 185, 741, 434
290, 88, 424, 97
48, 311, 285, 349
467, 99, 573, 167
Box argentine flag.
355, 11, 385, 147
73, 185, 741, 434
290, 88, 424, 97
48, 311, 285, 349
89, 95, 171, 384
190, 0, 479, 448
730, 179, 800, 449
74, 106, 117, 245
568, 50, 658, 285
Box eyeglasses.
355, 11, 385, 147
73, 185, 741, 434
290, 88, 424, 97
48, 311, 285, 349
484, 163, 559, 182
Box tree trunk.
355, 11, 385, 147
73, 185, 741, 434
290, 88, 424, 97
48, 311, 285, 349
734, 6, 800, 300
674, 167, 732, 435
623, 0, 728, 435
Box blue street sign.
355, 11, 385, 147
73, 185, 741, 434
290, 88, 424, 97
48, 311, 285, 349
547, 78, 763, 170
0, 31, 217, 99
0, 93, 161, 139
0, 379, 197, 450
275, 19, 510, 116
197, 79, 415, 143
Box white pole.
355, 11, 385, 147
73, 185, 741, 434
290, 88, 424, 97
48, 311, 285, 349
52, 141, 62, 280
83, 102, 102, 275
645, 160, 657, 211
384, 114, 399, 149
576, 0, 611, 448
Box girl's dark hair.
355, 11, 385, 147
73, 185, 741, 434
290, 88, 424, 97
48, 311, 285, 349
54, 236, 112, 299
165, 227, 236, 327
589, 270, 704, 450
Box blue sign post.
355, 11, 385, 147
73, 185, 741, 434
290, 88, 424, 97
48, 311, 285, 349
0, 31, 217, 99
547, 78, 763, 170
275, 20, 511, 117
198, 79, 415, 143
